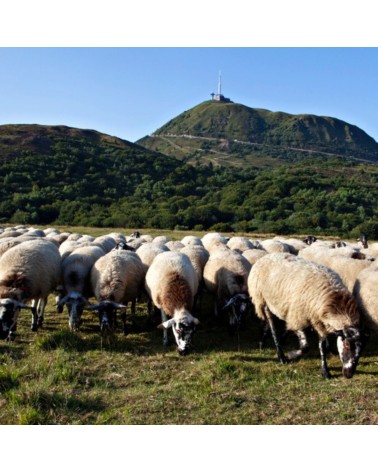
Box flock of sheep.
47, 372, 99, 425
1, 225, 378, 379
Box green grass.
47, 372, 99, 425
1, 291, 377, 425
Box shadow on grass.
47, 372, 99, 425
26, 390, 107, 422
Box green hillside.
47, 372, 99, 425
2, 123, 378, 239
137, 101, 378, 167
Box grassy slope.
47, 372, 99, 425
138, 101, 378, 167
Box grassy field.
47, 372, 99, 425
0, 227, 377, 425
1, 293, 377, 425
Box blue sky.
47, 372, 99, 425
1, 47, 378, 144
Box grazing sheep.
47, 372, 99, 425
353, 266, 378, 334
181, 235, 203, 246
299, 246, 372, 292
248, 253, 363, 379
259, 239, 292, 254
165, 240, 185, 252
145, 251, 199, 355
0, 239, 61, 339
241, 248, 267, 265
92, 235, 117, 253
88, 250, 145, 334
58, 245, 105, 330
201, 232, 228, 253
226, 236, 254, 253
203, 248, 251, 332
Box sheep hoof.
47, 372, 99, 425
31, 324, 38, 332
37, 318, 44, 328
322, 370, 332, 380
279, 356, 288, 365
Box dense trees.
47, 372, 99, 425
2, 126, 378, 239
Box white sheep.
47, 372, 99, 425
0, 239, 61, 339
299, 246, 372, 292
145, 251, 199, 355
181, 235, 203, 246
241, 248, 267, 265
88, 250, 145, 334
353, 265, 378, 334
58, 245, 105, 330
203, 247, 251, 332
248, 253, 363, 379
226, 236, 254, 253
201, 232, 228, 253
165, 240, 185, 252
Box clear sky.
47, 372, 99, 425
1, 47, 378, 144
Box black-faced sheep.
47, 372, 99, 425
248, 253, 363, 379
203, 247, 251, 333
145, 251, 199, 355
88, 250, 145, 334
58, 245, 105, 330
0, 239, 61, 339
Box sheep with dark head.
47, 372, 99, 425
0, 239, 61, 339
145, 251, 199, 355
203, 247, 251, 333
58, 245, 105, 330
248, 253, 363, 379
88, 250, 145, 335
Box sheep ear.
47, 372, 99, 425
193, 317, 200, 325
158, 319, 175, 329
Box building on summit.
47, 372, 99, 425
211, 71, 232, 103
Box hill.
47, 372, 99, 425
137, 100, 378, 167
2, 123, 378, 239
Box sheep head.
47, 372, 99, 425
335, 327, 363, 379
57, 291, 89, 331
87, 300, 126, 333
158, 310, 199, 356
0, 298, 34, 340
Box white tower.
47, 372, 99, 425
211, 71, 231, 102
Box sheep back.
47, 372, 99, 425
248, 253, 360, 338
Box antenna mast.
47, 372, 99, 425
218, 70, 222, 96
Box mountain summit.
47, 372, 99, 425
137, 100, 378, 167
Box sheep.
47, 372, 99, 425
145, 251, 199, 355
353, 265, 378, 334
0, 239, 61, 339
88, 250, 145, 334
226, 236, 254, 253
152, 235, 171, 247
299, 246, 372, 292
201, 232, 228, 253
181, 235, 203, 246
258, 239, 292, 254
57, 245, 106, 330
248, 253, 363, 379
203, 247, 252, 333
241, 248, 268, 265
92, 235, 117, 253
165, 240, 185, 252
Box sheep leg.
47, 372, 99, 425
30, 302, 38, 332
287, 330, 309, 361
37, 298, 47, 328
259, 321, 270, 349
264, 307, 288, 364
161, 309, 170, 346
319, 337, 331, 379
